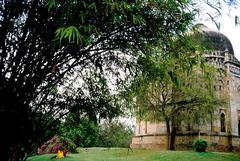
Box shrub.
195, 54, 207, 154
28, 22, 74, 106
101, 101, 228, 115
193, 139, 208, 152
99, 121, 134, 148
59, 119, 100, 147
38, 135, 77, 155
59, 117, 133, 148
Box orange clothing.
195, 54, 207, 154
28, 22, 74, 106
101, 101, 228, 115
56, 150, 64, 158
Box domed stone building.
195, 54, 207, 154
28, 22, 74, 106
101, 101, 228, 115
130, 26, 240, 152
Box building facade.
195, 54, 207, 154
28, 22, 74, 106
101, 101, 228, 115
130, 26, 240, 152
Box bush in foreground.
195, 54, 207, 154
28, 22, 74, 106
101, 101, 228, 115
193, 139, 208, 152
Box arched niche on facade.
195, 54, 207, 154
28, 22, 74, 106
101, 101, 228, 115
220, 112, 226, 132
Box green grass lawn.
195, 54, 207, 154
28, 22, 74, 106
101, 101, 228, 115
27, 148, 240, 161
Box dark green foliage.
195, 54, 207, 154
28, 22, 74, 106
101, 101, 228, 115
59, 117, 100, 147
193, 139, 208, 152
48, 0, 194, 47
99, 121, 133, 148
59, 114, 133, 148
0, 0, 195, 160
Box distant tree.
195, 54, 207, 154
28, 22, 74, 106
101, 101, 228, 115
59, 116, 100, 148
99, 120, 133, 148
57, 76, 123, 148
0, 0, 194, 160
127, 35, 223, 150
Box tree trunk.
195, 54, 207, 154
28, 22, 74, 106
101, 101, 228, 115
166, 119, 177, 150
166, 120, 171, 150
0, 89, 43, 161
170, 122, 177, 150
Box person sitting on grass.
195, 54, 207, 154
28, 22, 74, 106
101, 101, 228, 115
50, 148, 68, 159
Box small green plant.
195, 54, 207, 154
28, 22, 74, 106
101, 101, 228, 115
193, 139, 208, 152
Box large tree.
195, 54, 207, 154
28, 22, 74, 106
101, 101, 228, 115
0, 0, 194, 160
127, 35, 223, 150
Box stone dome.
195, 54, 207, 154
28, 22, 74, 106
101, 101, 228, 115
197, 25, 234, 55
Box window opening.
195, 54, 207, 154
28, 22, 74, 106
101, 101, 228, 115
220, 113, 226, 132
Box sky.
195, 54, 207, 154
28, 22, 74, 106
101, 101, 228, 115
196, 1, 240, 60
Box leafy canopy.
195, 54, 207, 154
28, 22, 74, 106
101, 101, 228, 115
127, 34, 223, 126
0, 0, 194, 160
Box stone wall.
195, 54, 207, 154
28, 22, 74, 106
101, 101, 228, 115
228, 73, 240, 136
131, 133, 240, 152
131, 134, 168, 150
